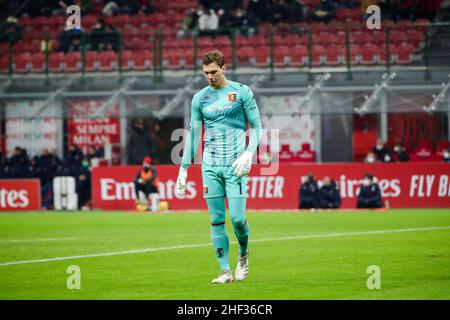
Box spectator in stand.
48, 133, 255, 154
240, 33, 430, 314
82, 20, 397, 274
364, 151, 377, 163
134, 156, 160, 212
317, 176, 341, 209
90, 19, 119, 51
198, 8, 220, 37
357, 173, 383, 209
396, 0, 415, 21
247, 0, 274, 23
177, 8, 199, 39
231, 8, 257, 36
273, 0, 289, 23
418, 0, 442, 20
443, 148, 450, 162
140, 0, 155, 14
393, 143, 409, 162
58, 21, 84, 53
313, 0, 336, 23
298, 173, 319, 209
128, 119, 156, 165
287, 0, 307, 23
0, 16, 22, 45
372, 139, 393, 162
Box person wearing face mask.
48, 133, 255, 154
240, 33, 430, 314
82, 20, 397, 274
317, 176, 341, 209
364, 151, 377, 164
357, 174, 383, 209
299, 173, 319, 209
134, 157, 160, 212
372, 139, 393, 163
393, 143, 409, 162
313, 0, 336, 23
443, 148, 450, 163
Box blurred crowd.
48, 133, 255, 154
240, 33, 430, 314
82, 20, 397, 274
299, 172, 384, 210
0, 145, 104, 209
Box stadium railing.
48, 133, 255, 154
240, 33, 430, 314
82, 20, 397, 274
1, 21, 449, 83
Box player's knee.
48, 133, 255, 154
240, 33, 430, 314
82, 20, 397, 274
231, 217, 246, 230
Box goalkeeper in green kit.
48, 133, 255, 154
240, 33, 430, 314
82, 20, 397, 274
175, 50, 262, 284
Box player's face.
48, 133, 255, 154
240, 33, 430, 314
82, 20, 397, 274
203, 63, 227, 88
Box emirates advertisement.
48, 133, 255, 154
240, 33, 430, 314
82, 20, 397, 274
92, 163, 450, 210
0, 180, 41, 211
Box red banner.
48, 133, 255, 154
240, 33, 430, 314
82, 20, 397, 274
0, 180, 41, 211
66, 99, 120, 155
92, 162, 450, 210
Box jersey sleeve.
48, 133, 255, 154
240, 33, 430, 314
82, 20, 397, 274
180, 93, 203, 169
241, 85, 262, 154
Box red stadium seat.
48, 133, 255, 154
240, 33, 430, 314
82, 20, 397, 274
48, 52, 64, 73
214, 36, 231, 49
165, 49, 183, 70
237, 46, 255, 65
133, 50, 152, 70
395, 43, 414, 64
85, 51, 99, 72
13, 52, 31, 73
0, 55, 9, 74
98, 51, 118, 71
274, 45, 289, 67
359, 44, 378, 65
65, 52, 82, 72
235, 35, 250, 47
436, 141, 450, 157
278, 144, 295, 163
121, 50, 134, 71
288, 46, 308, 67
295, 143, 316, 162
252, 46, 271, 68
312, 45, 326, 66
30, 52, 45, 73
325, 45, 344, 66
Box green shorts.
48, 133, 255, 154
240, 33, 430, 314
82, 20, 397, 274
201, 165, 248, 199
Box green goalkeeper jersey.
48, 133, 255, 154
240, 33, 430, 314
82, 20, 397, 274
181, 80, 262, 168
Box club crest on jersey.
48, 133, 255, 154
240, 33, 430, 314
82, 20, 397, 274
203, 186, 208, 194
228, 92, 237, 102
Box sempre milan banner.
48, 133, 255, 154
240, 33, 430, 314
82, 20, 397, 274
0, 180, 41, 211
67, 99, 120, 154
92, 162, 450, 210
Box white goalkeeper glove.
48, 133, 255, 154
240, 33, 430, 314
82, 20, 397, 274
175, 167, 188, 197
232, 151, 253, 177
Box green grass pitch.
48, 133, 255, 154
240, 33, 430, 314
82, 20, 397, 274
0, 209, 449, 300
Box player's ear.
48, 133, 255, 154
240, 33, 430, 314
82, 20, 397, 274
222, 64, 227, 73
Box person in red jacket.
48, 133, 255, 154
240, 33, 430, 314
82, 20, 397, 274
134, 156, 160, 212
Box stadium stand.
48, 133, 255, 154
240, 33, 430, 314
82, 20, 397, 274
0, 0, 442, 74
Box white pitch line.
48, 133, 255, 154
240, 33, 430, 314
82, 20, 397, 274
0, 226, 449, 267
0, 237, 82, 243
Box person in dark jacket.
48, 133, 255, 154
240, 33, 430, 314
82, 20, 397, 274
7, 147, 32, 178
128, 119, 156, 165
73, 158, 92, 210
393, 143, 409, 162
317, 176, 341, 209
33, 148, 61, 209
357, 173, 383, 209
299, 173, 319, 209
134, 156, 160, 212
372, 139, 393, 162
